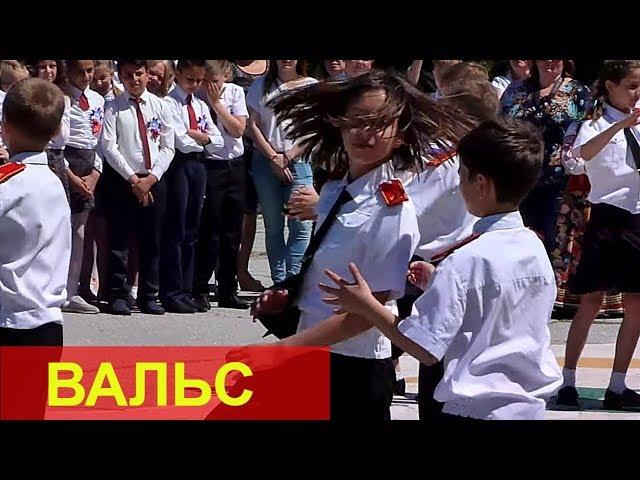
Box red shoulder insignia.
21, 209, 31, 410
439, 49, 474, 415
0, 162, 26, 184
431, 233, 482, 263
379, 179, 409, 206
425, 149, 457, 168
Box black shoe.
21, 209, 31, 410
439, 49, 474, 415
139, 300, 165, 315
208, 283, 218, 302
556, 386, 579, 408
394, 378, 407, 397
126, 294, 136, 310
193, 294, 211, 312
603, 388, 640, 411
109, 298, 131, 316
181, 295, 205, 312
163, 298, 197, 314
218, 294, 251, 310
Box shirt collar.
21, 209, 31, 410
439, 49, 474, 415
473, 211, 524, 234
173, 84, 192, 103
12, 151, 48, 165
68, 84, 89, 100
341, 160, 397, 205
604, 102, 632, 122
125, 89, 150, 105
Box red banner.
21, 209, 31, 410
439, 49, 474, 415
0, 346, 330, 420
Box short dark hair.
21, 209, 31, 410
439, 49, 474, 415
3, 77, 65, 146
176, 60, 206, 71
440, 79, 500, 125
458, 117, 543, 204
116, 60, 146, 74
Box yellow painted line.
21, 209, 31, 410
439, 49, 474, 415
556, 357, 640, 369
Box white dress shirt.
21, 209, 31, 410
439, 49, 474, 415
297, 161, 420, 359
196, 82, 248, 160
0, 89, 6, 148
48, 96, 71, 150
398, 211, 562, 419
246, 76, 318, 152
573, 103, 640, 214
100, 89, 175, 181
164, 84, 224, 155
0, 152, 71, 329
66, 85, 105, 172
401, 154, 478, 261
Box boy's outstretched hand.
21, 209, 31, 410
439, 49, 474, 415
407, 261, 435, 291
319, 263, 375, 318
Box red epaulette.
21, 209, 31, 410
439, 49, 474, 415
425, 149, 457, 168
379, 179, 409, 206
0, 162, 26, 184
430, 233, 482, 263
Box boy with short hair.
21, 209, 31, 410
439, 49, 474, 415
0, 77, 71, 346
320, 118, 563, 420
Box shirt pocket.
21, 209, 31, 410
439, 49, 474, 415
318, 209, 373, 251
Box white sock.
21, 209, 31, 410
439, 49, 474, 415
608, 372, 627, 394
562, 368, 576, 388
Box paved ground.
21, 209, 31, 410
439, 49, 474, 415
63, 220, 640, 420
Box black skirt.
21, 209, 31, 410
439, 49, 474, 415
569, 202, 640, 294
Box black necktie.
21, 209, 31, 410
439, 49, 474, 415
623, 128, 640, 172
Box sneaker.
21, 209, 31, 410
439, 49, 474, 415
603, 388, 640, 411
139, 299, 165, 315
193, 294, 211, 312
556, 386, 579, 408
62, 295, 100, 314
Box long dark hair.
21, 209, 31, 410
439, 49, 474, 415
24, 59, 67, 89
268, 69, 475, 179
263, 60, 308, 98
527, 60, 575, 90
590, 60, 640, 119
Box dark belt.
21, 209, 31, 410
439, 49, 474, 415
174, 150, 204, 162
205, 157, 245, 169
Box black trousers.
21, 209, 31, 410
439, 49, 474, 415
0, 322, 63, 346
105, 169, 167, 302
0, 323, 63, 419
160, 151, 207, 302
393, 255, 445, 420
330, 353, 395, 421
194, 158, 246, 300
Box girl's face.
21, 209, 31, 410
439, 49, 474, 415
340, 89, 400, 173
36, 60, 57, 83
90, 66, 113, 96
68, 60, 95, 90
606, 68, 640, 112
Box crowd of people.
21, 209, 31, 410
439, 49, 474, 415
1, 58, 639, 420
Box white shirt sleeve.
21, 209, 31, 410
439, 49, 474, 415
204, 113, 224, 154
398, 257, 466, 360
100, 101, 135, 181
150, 101, 176, 181
358, 208, 419, 300
164, 97, 200, 154
231, 85, 249, 118
572, 119, 598, 152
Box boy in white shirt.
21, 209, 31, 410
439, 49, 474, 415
319, 118, 563, 420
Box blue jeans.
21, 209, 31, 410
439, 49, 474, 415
252, 151, 313, 283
